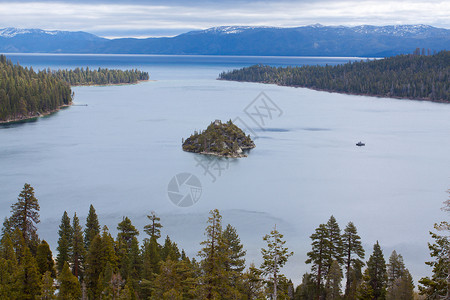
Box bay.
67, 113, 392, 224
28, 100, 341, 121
0, 54, 448, 284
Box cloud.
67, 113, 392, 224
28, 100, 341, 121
0, 0, 448, 38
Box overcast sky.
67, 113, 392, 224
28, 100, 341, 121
0, 0, 448, 38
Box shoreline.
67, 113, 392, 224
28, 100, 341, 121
0, 80, 152, 125
218, 78, 450, 104
71, 79, 152, 87
183, 145, 255, 158
0, 104, 72, 125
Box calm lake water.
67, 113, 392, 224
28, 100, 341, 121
1, 54, 448, 284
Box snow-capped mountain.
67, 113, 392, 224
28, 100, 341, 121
0, 24, 448, 56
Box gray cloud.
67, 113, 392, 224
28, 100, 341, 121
0, 0, 448, 38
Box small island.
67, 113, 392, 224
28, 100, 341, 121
182, 120, 255, 158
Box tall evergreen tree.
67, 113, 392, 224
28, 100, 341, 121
41, 271, 56, 300
363, 242, 387, 300
9, 183, 40, 250
0, 234, 17, 299
306, 223, 332, 299
84, 204, 100, 251
342, 222, 365, 297
116, 217, 141, 282
15, 246, 42, 299
58, 262, 81, 300
36, 240, 55, 277
295, 272, 317, 300
143, 211, 163, 240
326, 216, 343, 268
56, 211, 72, 273
325, 260, 343, 300
71, 212, 86, 279
198, 209, 231, 299
260, 225, 293, 300
419, 222, 449, 299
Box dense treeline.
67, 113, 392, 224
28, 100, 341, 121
52, 67, 149, 86
219, 51, 450, 102
0, 55, 149, 123
0, 184, 448, 299
0, 55, 72, 122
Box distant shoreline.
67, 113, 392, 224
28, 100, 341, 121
218, 78, 450, 104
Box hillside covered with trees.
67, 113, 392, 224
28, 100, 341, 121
0, 55, 149, 123
1, 183, 448, 299
219, 51, 450, 102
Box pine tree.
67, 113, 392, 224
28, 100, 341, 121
242, 263, 265, 299
198, 209, 230, 299
326, 216, 343, 268
419, 222, 449, 298
9, 183, 40, 249
386, 268, 414, 300
222, 224, 246, 273
386, 250, 405, 289
36, 240, 55, 277
41, 271, 56, 299
84, 204, 100, 251
260, 225, 293, 300
306, 223, 332, 298
15, 246, 42, 299
161, 235, 181, 262
342, 222, 365, 297
0, 234, 17, 299
56, 211, 72, 273
84, 234, 103, 299
325, 260, 343, 300
58, 262, 81, 299
71, 212, 86, 280
363, 241, 387, 300
143, 211, 163, 240
116, 217, 140, 282
295, 272, 317, 300
152, 258, 196, 299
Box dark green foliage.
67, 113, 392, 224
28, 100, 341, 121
360, 242, 387, 300
52, 67, 149, 86
295, 273, 317, 300
242, 263, 265, 299
306, 223, 332, 297
419, 222, 449, 299
36, 240, 55, 278
56, 211, 72, 273
58, 262, 81, 300
15, 246, 42, 299
8, 183, 40, 249
144, 211, 163, 240
220, 51, 450, 102
182, 120, 255, 157
198, 209, 237, 299
84, 204, 100, 251
71, 213, 86, 280
342, 222, 365, 298
40, 271, 56, 299
0, 56, 72, 122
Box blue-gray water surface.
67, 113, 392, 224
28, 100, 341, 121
1, 54, 448, 284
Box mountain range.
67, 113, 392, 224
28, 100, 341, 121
0, 24, 448, 57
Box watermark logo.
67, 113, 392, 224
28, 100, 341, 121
167, 173, 202, 207
194, 155, 230, 183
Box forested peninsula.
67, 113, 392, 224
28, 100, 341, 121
0, 183, 448, 299
0, 55, 149, 123
219, 51, 450, 102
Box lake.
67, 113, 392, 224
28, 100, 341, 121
1, 54, 448, 284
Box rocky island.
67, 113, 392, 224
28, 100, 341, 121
182, 120, 255, 158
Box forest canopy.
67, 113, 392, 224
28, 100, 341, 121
219, 51, 450, 102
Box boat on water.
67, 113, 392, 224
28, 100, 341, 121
356, 141, 365, 147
